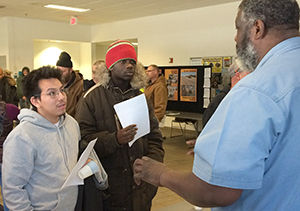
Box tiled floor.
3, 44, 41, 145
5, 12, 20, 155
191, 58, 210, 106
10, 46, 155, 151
0, 127, 211, 211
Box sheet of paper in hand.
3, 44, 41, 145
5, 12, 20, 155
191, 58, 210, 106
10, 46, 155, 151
113, 94, 150, 147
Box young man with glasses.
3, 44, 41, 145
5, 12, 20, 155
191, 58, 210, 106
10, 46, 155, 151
2, 66, 80, 210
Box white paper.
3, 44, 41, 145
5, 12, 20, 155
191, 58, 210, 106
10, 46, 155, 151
113, 94, 150, 147
203, 78, 211, 88
204, 68, 211, 78
203, 98, 210, 108
61, 139, 97, 189
203, 88, 210, 98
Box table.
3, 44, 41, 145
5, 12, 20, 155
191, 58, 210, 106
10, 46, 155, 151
165, 111, 203, 136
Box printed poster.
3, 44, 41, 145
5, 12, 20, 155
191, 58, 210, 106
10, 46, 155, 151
165, 69, 179, 101
180, 69, 197, 102
202, 57, 222, 73
223, 57, 232, 68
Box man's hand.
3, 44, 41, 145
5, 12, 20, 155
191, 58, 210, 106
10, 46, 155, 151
117, 124, 138, 145
186, 139, 196, 156
84, 158, 92, 166
133, 156, 169, 187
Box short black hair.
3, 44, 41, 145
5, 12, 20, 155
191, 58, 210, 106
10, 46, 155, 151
23, 66, 62, 110
22, 66, 30, 73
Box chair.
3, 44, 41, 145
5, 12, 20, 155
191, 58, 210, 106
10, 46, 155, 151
170, 117, 196, 138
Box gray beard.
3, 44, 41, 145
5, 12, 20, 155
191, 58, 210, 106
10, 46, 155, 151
236, 35, 259, 71
62, 74, 71, 86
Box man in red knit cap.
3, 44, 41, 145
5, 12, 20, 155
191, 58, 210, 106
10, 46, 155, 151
76, 40, 164, 211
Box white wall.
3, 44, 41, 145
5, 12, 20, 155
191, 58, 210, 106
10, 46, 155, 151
0, 18, 9, 68
91, 2, 239, 66
33, 41, 81, 69
80, 43, 92, 79
0, 16, 91, 75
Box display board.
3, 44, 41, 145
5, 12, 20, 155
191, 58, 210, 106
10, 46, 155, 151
160, 65, 212, 114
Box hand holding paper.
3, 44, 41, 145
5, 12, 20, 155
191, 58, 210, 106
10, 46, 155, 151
113, 94, 150, 147
117, 124, 138, 145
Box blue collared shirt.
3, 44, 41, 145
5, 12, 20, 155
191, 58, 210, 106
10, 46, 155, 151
193, 37, 300, 210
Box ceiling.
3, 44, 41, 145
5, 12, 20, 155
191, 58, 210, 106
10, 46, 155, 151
0, 0, 239, 25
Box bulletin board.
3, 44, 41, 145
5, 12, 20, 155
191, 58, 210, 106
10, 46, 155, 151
160, 65, 212, 114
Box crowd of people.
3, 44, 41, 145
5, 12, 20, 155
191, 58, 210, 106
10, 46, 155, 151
1, 0, 300, 210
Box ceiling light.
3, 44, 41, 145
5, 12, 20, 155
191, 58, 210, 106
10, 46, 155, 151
44, 4, 90, 12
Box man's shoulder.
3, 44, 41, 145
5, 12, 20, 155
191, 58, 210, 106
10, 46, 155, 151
83, 83, 103, 99
233, 38, 300, 96
65, 113, 77, 122
152, 76, 167, 88
68, 75, 83, 96
72, 75, 83, 87
157, 75, 166, 83
17, 74, 24, 81
65, 114, 80, 129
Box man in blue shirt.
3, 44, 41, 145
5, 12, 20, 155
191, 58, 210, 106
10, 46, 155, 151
133, 0, 300, 210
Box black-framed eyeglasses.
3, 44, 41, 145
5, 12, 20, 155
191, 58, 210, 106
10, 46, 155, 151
35, 88, 68, 99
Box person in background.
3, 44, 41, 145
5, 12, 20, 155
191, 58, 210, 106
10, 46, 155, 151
133, 0, 300, 210
0, 68, 18, 106
0, 99, 19, 211
2, 66, 80, 210
187, 58, 252, 155
77, 72, 84, 80
83, 60, 106, 92
0, 110, 4, 211
202, 58, 252, 128
56, 51, 84, 117
187, 58, 252, 211
76, 40, 164, 211
16, 66, 30, 109
144, 64, 168, 124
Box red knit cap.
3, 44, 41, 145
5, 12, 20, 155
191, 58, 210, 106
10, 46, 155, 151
105, 40, 137, 69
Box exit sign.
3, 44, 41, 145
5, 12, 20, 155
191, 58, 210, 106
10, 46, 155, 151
70, 16, 77, 25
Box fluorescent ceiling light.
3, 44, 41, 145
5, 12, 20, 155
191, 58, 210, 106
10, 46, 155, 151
44, 4, 90, 12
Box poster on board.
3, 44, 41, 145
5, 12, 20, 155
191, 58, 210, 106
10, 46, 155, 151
180, 69, 197, 102
223, 57, 232, 68
202, 57, 222, 73
165, 69, 179, 101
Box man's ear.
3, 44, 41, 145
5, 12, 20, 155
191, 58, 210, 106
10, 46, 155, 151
253, 19, 266, 39
30, 96, 40, 108
235, 72, 241, 80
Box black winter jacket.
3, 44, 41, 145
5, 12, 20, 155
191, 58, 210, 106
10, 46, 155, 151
75, 80, 164, 211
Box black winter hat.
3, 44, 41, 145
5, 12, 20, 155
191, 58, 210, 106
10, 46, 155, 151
56, 51, 73, 68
